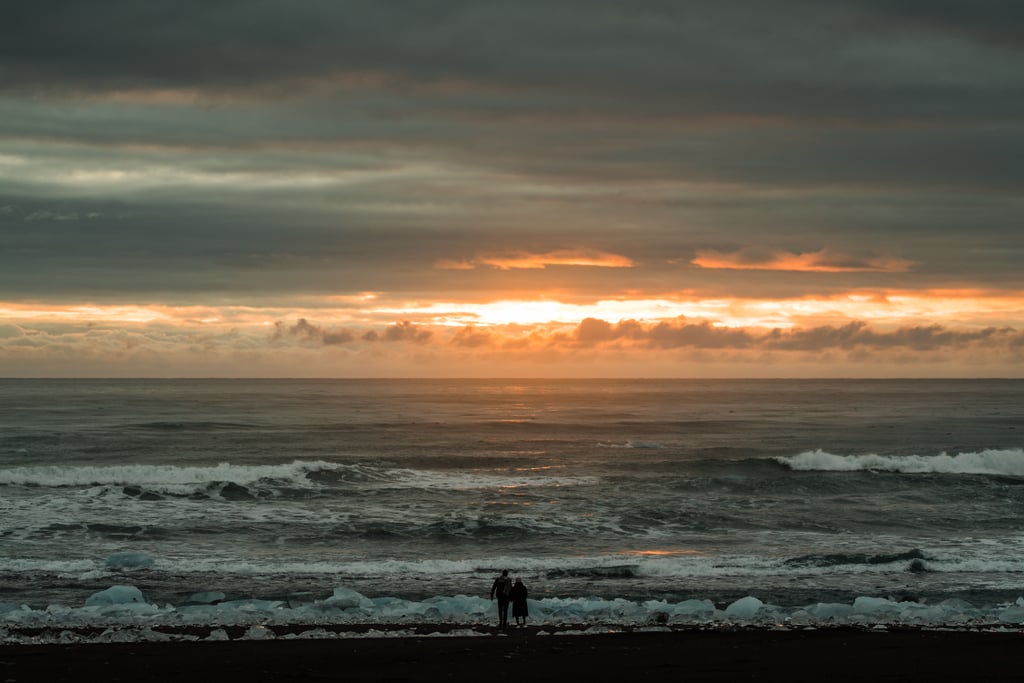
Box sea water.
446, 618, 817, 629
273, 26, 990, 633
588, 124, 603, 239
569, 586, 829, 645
2, 378, 1023, 635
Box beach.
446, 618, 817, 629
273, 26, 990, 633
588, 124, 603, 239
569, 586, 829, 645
3, 627, 1022, 682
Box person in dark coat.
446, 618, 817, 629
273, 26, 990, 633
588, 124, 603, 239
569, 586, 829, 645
489, 569, 512, 627
510, 577, 528, 626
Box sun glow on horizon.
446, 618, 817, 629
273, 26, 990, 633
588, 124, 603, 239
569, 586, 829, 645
373, 299, 694, 326
375, 290, 1024, 330
0, 289, 1020, 332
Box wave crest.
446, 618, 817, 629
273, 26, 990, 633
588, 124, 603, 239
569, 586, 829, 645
0, 460, 340, 492
777, 448, 1024, 476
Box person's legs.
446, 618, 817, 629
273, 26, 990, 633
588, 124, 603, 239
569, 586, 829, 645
498, 599, 509, 626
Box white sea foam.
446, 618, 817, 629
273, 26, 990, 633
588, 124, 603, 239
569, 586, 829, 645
14, 548, 1024, 584
597, 440, 665, 449
380, 468, 599, 491
0, 460, 341, 491
777, 448, 1024, 476
0, 460, 596, 496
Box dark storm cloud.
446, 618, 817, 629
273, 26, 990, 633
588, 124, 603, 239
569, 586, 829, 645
852, 0, 1024, 45
3, 1, 1021, 122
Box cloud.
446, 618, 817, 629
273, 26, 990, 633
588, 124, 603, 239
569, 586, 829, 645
433, 258, 477, 271
0, 324, 25, 339
363, 321, 433, 344
273, 318, 354, 346
1, 315, 1022, 378
692, 248, 915, 273
761, 321, 1014, 352
450, 326, 498, 348
435, 249, 634, 270
569, 317, 755, 349
272, 317, 436, 344
4, 2, 1021, 123
1, 0, 1022, 378
455, 316, 1023, 356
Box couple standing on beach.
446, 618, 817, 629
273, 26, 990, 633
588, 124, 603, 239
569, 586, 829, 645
489, 570, 528, 627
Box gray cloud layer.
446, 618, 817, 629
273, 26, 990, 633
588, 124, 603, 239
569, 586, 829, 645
6, 1, 1022, 113
1, 1, 1022, 303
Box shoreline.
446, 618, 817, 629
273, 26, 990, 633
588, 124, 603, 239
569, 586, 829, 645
3, 627, 1022, 682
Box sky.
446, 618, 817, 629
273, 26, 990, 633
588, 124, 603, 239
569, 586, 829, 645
1, 1, 1022, 378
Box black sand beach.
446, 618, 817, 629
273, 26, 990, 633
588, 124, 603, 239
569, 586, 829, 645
3, 627, 1023, 682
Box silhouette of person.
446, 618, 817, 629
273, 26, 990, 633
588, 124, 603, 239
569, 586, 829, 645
489, 569, 512, 627
510, 577, 528, 626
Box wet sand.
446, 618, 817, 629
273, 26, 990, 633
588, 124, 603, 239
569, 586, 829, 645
2, 627, 1023, 682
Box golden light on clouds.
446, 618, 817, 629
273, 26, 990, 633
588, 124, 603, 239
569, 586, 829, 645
372, 290, 1024, 331
0, 303, 270, 326
0, 304, 173, 324
692, 248, 916, 273
373, 299, 687, 327
2, 289, 1020, 332
435, 249, 634, 270
2, 288, 1021, 378
3, 3, 1019, 379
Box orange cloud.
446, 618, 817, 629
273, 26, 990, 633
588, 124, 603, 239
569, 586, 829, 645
692, 248, 915, 273
3, 310, 1022, 378
444, 317, 1024, 355
435, 249, 633, 270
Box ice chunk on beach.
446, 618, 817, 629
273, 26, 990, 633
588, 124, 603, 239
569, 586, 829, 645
848, 596, 966, 624
852, 596, 898, 615
997, 604, 1024, 623
242, 625, 276, 640
323, 587, 372, 609
724, 596, 764, 618
668, 599, 716, 619
105, 552, 155, 569
802, 602, 854, 621
96, 627, 182, 643
85, 585, 147, 607
0, 602, 27, 616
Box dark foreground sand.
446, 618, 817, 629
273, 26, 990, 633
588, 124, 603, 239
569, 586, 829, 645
3, 627, 1023, 682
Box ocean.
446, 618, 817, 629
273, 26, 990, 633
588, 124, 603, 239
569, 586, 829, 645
2, 378, 1023, 632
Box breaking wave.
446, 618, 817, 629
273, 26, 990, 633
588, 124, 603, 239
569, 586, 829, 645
776, 449, 1024, 476
0, 460, 598, 497
0, 460, 340, 492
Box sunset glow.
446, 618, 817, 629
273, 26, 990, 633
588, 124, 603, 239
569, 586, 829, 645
2, 3, 1021, 377
4, 289, 1020, 333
